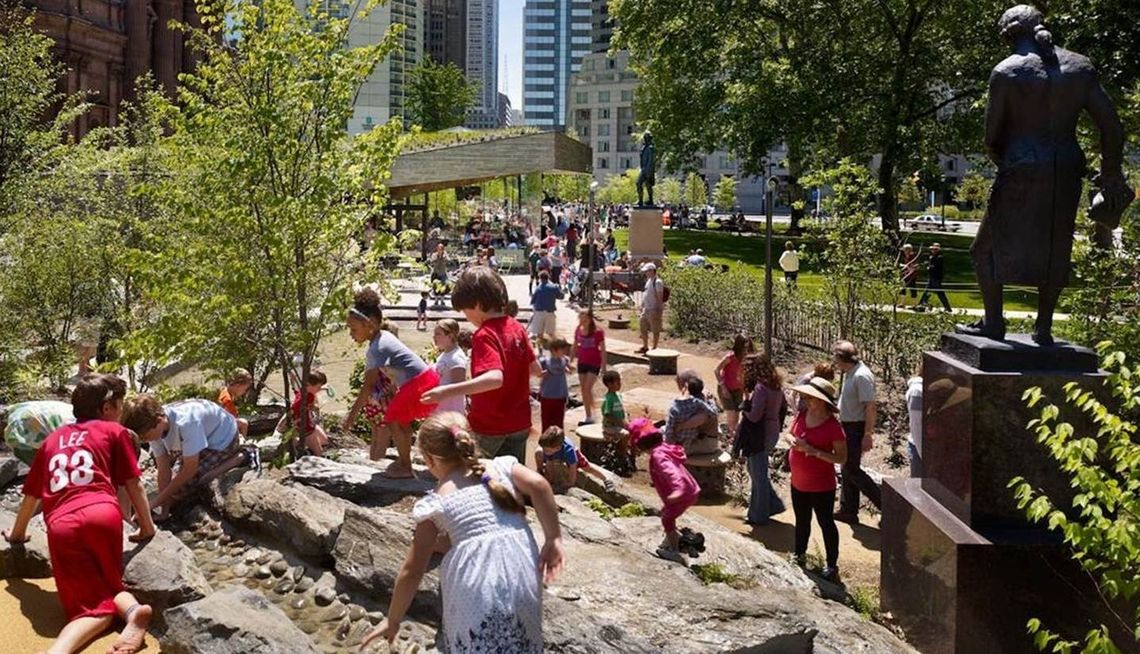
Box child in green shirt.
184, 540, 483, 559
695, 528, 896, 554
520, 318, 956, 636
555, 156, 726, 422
601, 370, 634, 475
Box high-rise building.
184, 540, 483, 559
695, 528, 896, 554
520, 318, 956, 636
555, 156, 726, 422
463, 0, 499, 128
422, 0, 466, 69
523, 0, 591, 129
25, 0, 201, 137
567, 50, 782, 212
334, 0, 422, 134
590, 0, 612, 54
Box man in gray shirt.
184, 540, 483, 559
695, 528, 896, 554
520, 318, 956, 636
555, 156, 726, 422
636, 262, 666, 353
833, 340, 882, 523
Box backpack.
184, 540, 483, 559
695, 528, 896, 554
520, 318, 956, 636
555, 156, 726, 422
662, 283, 671, 303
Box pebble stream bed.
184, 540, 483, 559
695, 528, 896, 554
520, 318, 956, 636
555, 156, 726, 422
175, 517, 439, 653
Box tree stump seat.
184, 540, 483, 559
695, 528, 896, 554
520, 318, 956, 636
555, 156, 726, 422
684, 450, 731, 496
646, 348, 680, 375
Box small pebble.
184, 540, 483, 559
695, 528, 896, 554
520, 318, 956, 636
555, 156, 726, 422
254, 565, 272, 579
244, 548, 264, 564
348, 605, 367, 622
366, 611, 384, 625
261, 577, 276, 589
321, 603, 349, 622
335, 617, 352, 640
232, 564, 250, 578
337, 592, 351, 604
290, 597, 307, 610
294, 578, 313, 593
314, 588, 337, 606
256, 552, 274, 565
291, 565, 305, 582
274, 580, 295, 594
219, 533, 232, 544
270, 560, 289, 577
231, 539, 245, 548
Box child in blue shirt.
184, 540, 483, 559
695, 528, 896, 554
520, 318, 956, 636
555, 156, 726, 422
534, 427, 613, 493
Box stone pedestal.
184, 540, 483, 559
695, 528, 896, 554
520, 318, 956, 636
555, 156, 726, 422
881, 335, 1134, 654
629, 208, 664, 260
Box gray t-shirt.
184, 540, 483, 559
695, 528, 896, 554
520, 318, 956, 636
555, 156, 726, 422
539, 355, 570, 399
838, 361, 876, 423
642, 276, 665, 310
366, 331, 428, 385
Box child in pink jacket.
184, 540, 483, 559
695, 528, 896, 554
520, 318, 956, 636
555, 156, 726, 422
629, 418, 701, 562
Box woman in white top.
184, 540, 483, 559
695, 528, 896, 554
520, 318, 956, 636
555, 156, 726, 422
432, 319, 469, 415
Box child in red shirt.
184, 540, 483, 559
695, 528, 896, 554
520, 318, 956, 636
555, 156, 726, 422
292, 371, 330, 456
3, 375, 156, 654
422, 266, 541, 463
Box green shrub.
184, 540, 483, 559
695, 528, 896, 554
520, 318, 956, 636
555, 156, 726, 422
615, 502, 648, 518
585, 497, 615, 520
154, 382, 215, 404
691, 563, 739, 586
846, 585, 881, 619
585, 498, 647, 521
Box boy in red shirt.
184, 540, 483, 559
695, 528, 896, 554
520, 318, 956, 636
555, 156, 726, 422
422, 266, 541, 462
3, 374, 156, 654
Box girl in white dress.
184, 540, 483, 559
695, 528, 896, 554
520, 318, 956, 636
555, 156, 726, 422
361, 412, 565, 652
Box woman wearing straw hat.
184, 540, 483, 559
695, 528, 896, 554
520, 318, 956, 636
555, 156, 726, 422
785, 377, 848, 582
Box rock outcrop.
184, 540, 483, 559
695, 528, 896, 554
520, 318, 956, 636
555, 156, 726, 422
123, 529, 212, 615
287, 456, 434, 505
332, 505, 441, 617
160, 586, 321, 654
220, 478, 348, 558
0, 510, 51, 578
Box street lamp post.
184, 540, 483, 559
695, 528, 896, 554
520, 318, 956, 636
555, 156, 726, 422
764, 175, 777, 355
588, 180, 599, 315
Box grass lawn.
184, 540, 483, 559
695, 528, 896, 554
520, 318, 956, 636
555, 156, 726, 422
613, 225, 1042, 313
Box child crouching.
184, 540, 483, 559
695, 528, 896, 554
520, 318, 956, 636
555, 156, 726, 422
292, 371, 330, 456
534, 427, 614, 493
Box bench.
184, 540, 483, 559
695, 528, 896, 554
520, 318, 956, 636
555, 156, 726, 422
684, 450, 732, 496
646, 348, 680, 375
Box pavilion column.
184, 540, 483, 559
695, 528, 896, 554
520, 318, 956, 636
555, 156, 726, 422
154, 0, 179, 96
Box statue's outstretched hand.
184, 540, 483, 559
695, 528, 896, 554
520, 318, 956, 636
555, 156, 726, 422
1089, 172, 1135, 230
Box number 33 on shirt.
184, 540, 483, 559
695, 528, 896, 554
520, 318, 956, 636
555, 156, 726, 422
22, 422, 142, 518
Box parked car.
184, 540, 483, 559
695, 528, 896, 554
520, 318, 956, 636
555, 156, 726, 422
905, 214, 961, 232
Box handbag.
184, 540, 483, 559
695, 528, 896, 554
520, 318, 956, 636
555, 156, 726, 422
732, 397, 766, 458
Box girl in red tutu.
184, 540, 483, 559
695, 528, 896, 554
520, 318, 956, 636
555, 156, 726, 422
343, 287, 439, 478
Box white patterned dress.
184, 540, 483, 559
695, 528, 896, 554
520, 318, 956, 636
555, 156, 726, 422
413, 456, 543, 653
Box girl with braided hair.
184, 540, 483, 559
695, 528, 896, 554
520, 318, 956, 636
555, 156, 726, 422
361, 412, 564, 652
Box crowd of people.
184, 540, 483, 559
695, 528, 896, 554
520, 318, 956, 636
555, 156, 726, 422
0, 215, 924, 651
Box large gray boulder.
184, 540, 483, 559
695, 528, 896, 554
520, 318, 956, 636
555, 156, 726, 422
0, 457, 26, 489
161, 585, 320, 654
333, 506, 441, 617
123, 529, 211, 615
540, 495, 916, 653
0, 510, 51, 578
220, 478, 347, 558
286, 456, 434, 505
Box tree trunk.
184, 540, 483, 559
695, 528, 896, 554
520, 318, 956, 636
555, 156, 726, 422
878, 156, 900, 239
785, 138, 807, 235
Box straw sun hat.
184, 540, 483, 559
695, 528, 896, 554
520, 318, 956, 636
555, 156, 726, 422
792, 377, 840, 412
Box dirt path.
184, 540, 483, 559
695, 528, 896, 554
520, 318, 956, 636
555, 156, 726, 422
0, 578, 147, 654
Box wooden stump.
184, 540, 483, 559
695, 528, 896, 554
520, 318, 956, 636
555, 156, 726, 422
575, 423, 617, 468
685, 450, 731, 496
646, 348, 680, 375
608, 318, 631, 330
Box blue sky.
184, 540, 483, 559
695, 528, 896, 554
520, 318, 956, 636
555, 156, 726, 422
499, 0, 524, 111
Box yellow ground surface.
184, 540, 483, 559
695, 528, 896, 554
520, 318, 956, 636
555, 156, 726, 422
0, 577, 150, 654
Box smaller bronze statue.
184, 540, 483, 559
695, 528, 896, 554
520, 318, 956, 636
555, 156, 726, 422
957, 5, 1133, 346
637, 132, 656, 207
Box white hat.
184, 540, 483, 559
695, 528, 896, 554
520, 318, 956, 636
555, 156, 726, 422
641, 262, 657, 272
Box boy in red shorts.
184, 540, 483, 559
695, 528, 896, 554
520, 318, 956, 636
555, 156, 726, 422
421, 265, 542, 462
3, 375, 157, 654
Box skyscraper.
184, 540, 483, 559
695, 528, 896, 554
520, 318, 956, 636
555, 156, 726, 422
334, 0, 422, 134
523, 0, 591, 129
422, 0, 466, 69
590, 0, 612, 54
464, 0, 500, 128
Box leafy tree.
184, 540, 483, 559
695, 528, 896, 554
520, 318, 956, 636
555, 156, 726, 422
898, 173, 923, 207
712, 175, 737, 211
803, 159, 894, 338
684, 172, 707, 208
658, 177, 682, 206
956, 171, 992, 212
1014, 346, 1140, 654
405, 58, 477, 131
130, 0, 404, 409
548, 174, 592, 203
597, 169, 638, 205
612, 0, 1006, 235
